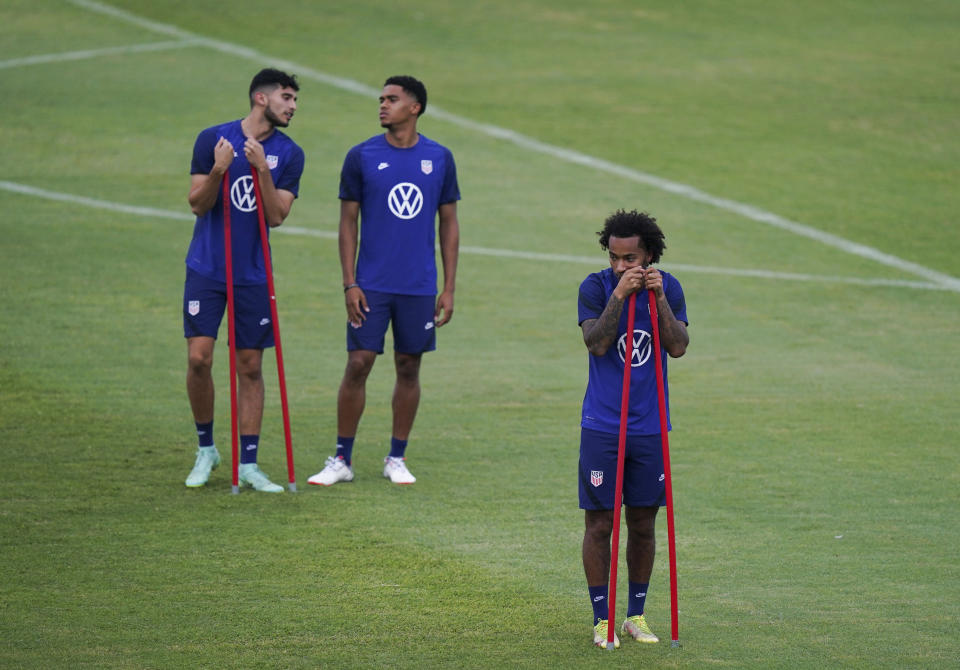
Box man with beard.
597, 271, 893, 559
183, 69, 304, 492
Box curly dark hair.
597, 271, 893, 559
596, 209, 666, 263
384, 75, 427, 116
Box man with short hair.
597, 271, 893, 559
577, 209, 689, 647
309, 75, 460, 487
183, 68, 305, 492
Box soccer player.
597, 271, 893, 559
308, 75, 460, 487
183, 69, 305, 492
577, 210, 689, 648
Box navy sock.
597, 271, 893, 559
196, 421, 214, 448
627, 581, 649, 617
389, 437, 407, 459
240, 435, 258, 464
335, 436, 355, 466
588, 584, 609, 625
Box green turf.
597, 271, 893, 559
1, 0, 958, 667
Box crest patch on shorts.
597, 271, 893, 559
188, 300, 200, 316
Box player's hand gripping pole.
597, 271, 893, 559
648, 289, 680, 647
607, 292, 637, 649
250, 168, 297, 492
222, 171, 240, 495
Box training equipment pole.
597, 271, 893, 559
607, 292, 637, 649
648, 289, 679, 647
250, 168, 297, 492
222, 171, 240, 495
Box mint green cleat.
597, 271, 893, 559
238, 463, 284, 493
185, 446, 221, 487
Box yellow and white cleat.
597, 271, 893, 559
621, 614, 659, 643
593, 619, 620, 648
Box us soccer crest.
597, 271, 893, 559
591, 470, 604, 487
421, 159, 433, 175
188, 300, 200, 316
266, 154, 279, 169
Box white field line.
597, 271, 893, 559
0, 180, 190, 220
0, 39, 201, 70
0, 180, 946, 292
64, 0, 960, 293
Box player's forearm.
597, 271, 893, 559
252, 166, 289, 227
583, 295, 625, 356
438, 218, 459, 293
188, 168, 226, 216
338, 206, 360, 285
655, 293, 688, 357
437, 203, 459, 292
338, 237, 357, 285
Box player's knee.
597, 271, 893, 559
344, 354, 375, 384
625, 507, 658, 538
236, 351, 263, 382
627, 524, 656, 544
187, 349, 213, 374
396, 365, 420, 386
395, 355, 421, 384
238, 368, 262, 385
585, 510, 614, 538
237, 361, 262, 382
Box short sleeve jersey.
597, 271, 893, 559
186, 120, 305, 285
339, 134, 460, 295
578, 267, 688, 436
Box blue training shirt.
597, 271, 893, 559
187, 120, 305, 285
340, 134, 460, 295
578, 267, 688, 436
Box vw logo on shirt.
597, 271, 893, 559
230, 175, 258, 213
388, 182, 424, 219
617, 329, 653, 367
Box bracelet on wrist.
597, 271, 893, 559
344, 283, 360, 292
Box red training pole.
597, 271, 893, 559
607, 292, 637, 649
648, 289, 679, 647
222, 171, 240, 495
250, 168, 296, 492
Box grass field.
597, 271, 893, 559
1, 0, 958, 668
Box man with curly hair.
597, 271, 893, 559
577, 210, 689, 647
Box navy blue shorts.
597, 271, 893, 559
183, 268, 274, 349
578, 427, 665, 510
347, 289, 436, 355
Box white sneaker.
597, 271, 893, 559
307, 456, 354, 486
383, 456, 416, 484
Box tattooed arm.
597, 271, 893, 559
652, 289, 688, 357
581, 293, 626, 357
581, 265, 688, 358
642, 267, 689, 358
580, 264, 646, 356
